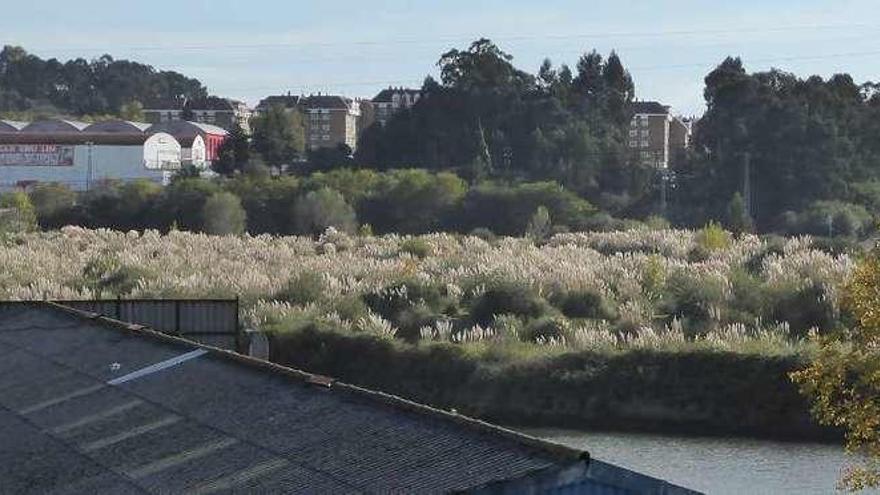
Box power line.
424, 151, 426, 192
7, 23, 879, 53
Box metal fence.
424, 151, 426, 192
55, 298, 243, 353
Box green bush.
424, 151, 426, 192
695, 221, 731, 251
276, 272, 327, 305
552, 289, 617, 320
660, 271, 726, 335
469, 281, 554, 326
399, 238, 432, 259
770, 283, 836, 335
520, 317, 565, 342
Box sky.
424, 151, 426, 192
3, 0, 879, 115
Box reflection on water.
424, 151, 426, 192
525, 428, 858, 495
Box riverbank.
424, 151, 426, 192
269, 324, 839, 442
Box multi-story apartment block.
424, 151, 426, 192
371, 87, 421, 126
144, 97, 253, 133
301, 94, 361, 151
627, 101, 691, 169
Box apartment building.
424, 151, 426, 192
628, 101, 691, 169
301, 94, 360, 151
143, 97, 253, 133
371, 87, 421, 126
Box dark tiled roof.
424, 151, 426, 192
301, 95, 352, 110
144, 97, 237, 112
372, 87, 421, 103
0, 302, 699, 494
255, 95, 302, 110
0, 132, 155, 145
630, 101, 670, 114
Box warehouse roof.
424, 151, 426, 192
147, 121, 228, 139
0, 132, 173, 146
0, 302, 696, 494
20, 119, 90, 133
0, 120, 27, 132
84, 121, 151, 133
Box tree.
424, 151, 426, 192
792, 250, 880, 490
462, 120, 492, 183
525, 205, 551, 240
251, 104, 305, 168
725, 192, 753, 235
211, 124, 250, 176
28, 183, 77, 228
0, 190, 37, 233
294, 187, 357, 235
119, 100, 145, 121
201, 192, 246, 235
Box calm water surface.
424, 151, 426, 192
525, 428, 869, 494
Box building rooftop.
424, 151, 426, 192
372, 87, 422, 103
630, 101, 670, 115
0, 302, 697, 494
0, 132, 168, 146
83, 121, 152, 134
0, 120, 27, 132
301, 94, 354, 110
20, 119, 90, 133
144, 97, 242, 112
255, 95, 302, 111
146, 121, 229, 138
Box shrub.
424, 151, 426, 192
201, 192, 246, 235
332, 295, 370, 322
294, 187, 357, 235
469, 281, 553, 326
695, 221, 731, 251
276, 272, 327, 305
525, 206, 551, 240
364, 279, 452, 321
552, 289, 617, 320
660, 271, 726, 335
520, 317, 566, 342
744, 235, 787, 274
770, 283, 836, 335
399, 238, 432, 259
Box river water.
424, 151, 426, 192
525, 428, 867, 494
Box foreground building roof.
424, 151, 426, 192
0, 302, 698, 494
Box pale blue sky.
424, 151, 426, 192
3, 1, 879, 114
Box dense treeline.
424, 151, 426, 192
356, 39, 651, 216
0, 45, 206, 118
673, 57, 880, 233
13, 170, 601, 237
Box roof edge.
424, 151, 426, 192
41, 300, 590, 465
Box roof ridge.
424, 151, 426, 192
42, 300, 589, 465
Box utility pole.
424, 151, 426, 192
742, 151, 752, 219
85, 141, 94, 191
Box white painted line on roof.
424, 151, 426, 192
124, 437, 239, 479
108, 349, 208, 385
187, 458, 289, 495
50, 399, 144, 436
79, 416, 181, 452
18, 384, 105, 415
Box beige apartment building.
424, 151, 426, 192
371, 87, 421, 126
301, 95, 361, 151
628, 101, 691, 169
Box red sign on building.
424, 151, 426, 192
0, 144, 75, 167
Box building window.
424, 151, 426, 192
322, 135, 330, 141
628, 130, 637, 137
629, 140, 638, 148
640, 140, 649, 147
322, 124, 330, 131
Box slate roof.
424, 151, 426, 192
630, 101, 670, 115
144, 97, 238, 112
372, 87, 421, 103
146, 121, 228, 139
301, 95, 353, 110
255, 95, 302, 111
83, 121, 152, 133
0, 302, 699, 494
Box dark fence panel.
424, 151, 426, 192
55, 298, 242, 352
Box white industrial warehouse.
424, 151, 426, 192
0, 119, 226, 191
